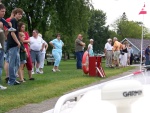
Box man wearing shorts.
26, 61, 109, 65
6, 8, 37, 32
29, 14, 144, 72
30, 29, 45, 74
113, 37, 122, 67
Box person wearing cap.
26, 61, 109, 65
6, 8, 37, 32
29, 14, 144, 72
87, 39, 94, 56
145, 45, 150, 65
104, 38, 113, 67
75, 34, 85, 69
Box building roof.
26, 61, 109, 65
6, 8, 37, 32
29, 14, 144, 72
122, 38, 150, 51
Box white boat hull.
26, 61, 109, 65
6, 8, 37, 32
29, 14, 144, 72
43, 68, 150, 113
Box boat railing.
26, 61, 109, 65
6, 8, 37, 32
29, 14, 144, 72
42, 67, 150, 113
44, 73, 135, 113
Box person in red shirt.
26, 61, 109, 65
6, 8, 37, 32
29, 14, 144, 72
18, 22, 34, 80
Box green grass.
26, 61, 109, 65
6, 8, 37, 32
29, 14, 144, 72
0, 60, 135, 113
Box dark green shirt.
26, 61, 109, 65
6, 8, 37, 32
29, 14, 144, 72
20, 42, 26, 61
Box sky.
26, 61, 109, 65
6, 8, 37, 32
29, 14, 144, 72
92, 0, 150, 29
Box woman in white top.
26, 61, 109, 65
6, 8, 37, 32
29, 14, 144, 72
38, 33, 48, 74
87, 39, 94, 56
120, 41, 128, 67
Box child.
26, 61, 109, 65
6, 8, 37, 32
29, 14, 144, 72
18, 32, 28, 82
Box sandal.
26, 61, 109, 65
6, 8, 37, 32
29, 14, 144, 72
29, 78, 35, 80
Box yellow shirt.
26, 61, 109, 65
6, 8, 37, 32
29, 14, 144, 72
113, 41, 121, 51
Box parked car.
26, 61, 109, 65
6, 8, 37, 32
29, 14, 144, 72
45, 53, 54, 65
133, 52, 145, 65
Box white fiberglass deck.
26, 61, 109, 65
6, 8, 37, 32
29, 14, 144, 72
43, 68, 150, 113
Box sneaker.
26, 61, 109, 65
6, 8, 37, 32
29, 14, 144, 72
32, 71, 35, 74
0, 85, 7, 90
52, 68, 56, 72
56, 69, 61, 72
14, 80, 21, 85
40, 70, 43, 74
8, 27, 16, 32
36, 71, 42, 74
0, 28, 3, 32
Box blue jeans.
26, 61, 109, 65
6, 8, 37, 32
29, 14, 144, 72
0, 50, 4, 84
8, 47, 20, 85
145, 55, 150, 65
75, 51, 84, 69
52, 50, 62, 67
30, 50, 40, 63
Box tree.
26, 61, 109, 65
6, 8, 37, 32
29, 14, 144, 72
88, 9, 109, 53
112, 12, 144, 40
2, 0, 54, 36
2, 0, 93, 59
53, 0, 92, 58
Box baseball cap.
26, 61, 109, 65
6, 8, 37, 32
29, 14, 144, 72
90, 39, 94, 42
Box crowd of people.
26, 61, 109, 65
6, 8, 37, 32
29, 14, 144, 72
104, 37, 150, 68
0, 3, 136, 90
0, 3, 65, 90
74, 35, 134, 70
0, 3, 149, 91
74, 34, 135, 69
104, 37, 134, 68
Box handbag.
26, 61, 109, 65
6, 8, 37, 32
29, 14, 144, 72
120, 50, 124, 55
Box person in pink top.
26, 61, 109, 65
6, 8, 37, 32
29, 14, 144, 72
18, 22, 34, 80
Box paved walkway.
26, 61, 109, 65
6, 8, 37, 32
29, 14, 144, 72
6, 66, 140, 113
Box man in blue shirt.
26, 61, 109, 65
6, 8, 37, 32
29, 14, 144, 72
145, 45, 150, 65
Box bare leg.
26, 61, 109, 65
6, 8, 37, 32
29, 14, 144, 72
18, 64, 25, 81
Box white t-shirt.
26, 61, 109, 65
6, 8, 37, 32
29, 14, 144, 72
88, 44, 93, 50
41, 40, 48, 53
88, 44, 94, 56
30, 36, 45, 51
105, 42, 113, 50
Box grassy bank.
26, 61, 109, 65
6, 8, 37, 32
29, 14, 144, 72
0, 60, 135, 113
